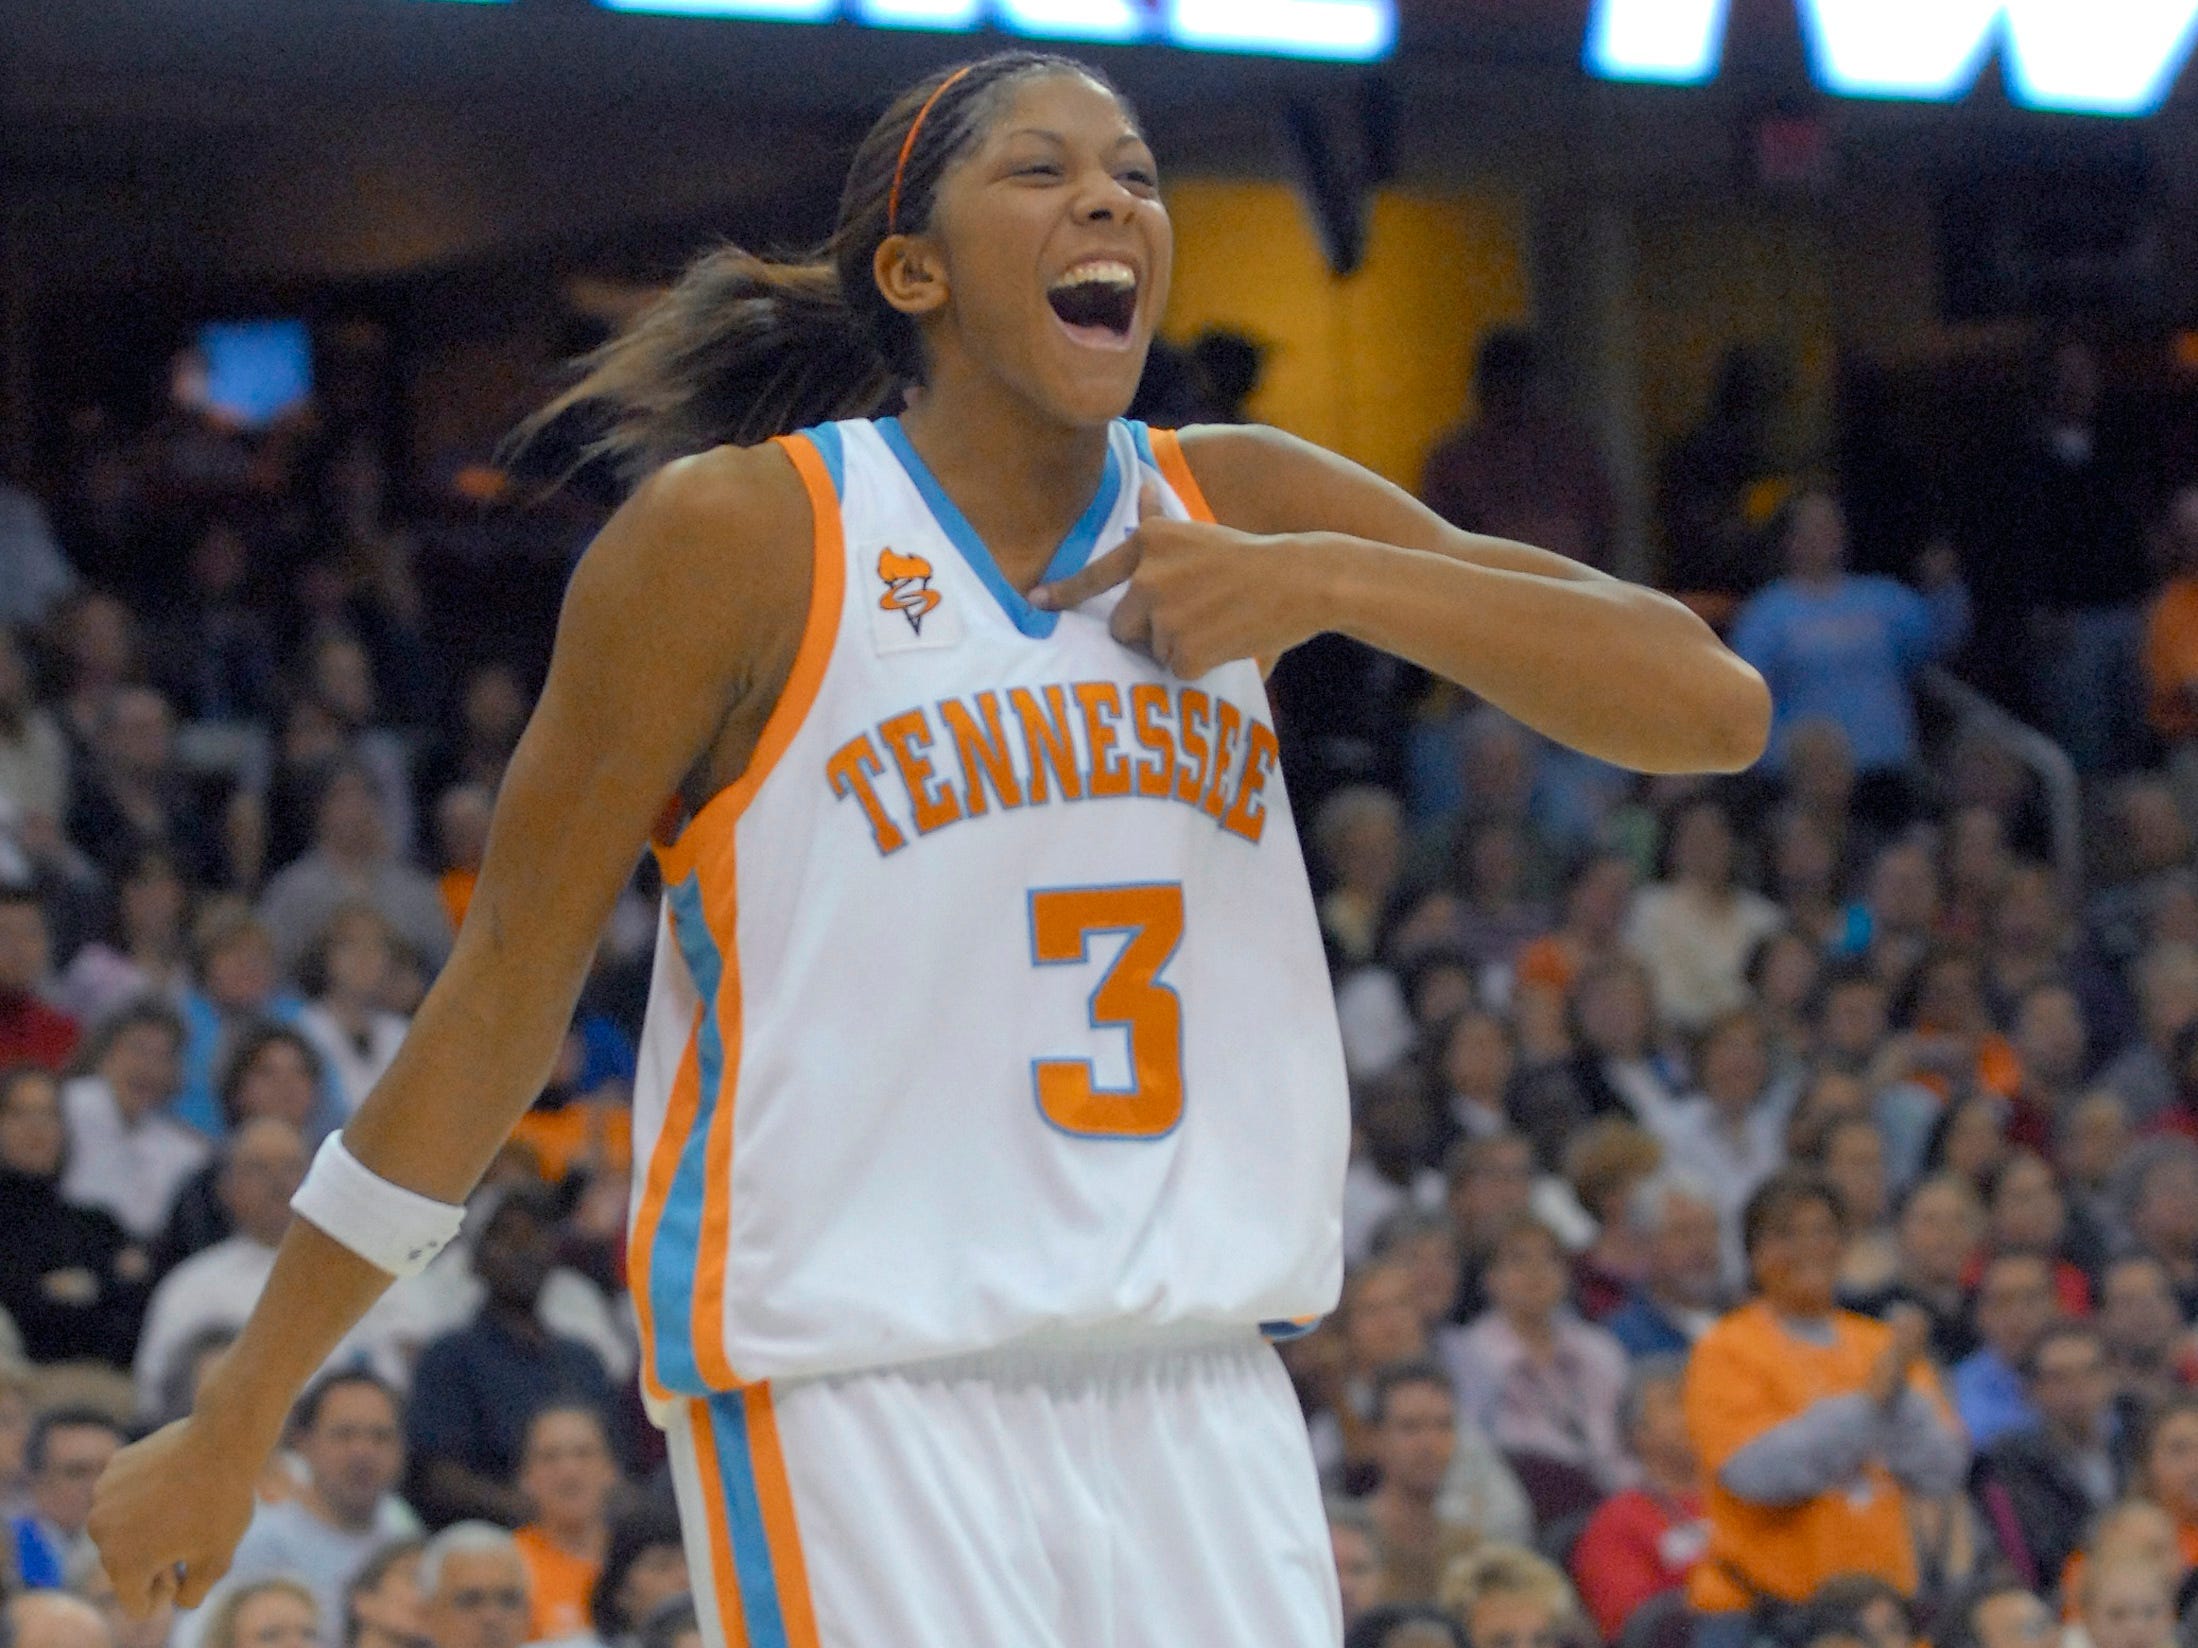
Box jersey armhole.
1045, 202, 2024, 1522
1149, 427, 1279, 684
652, 430, 847, 884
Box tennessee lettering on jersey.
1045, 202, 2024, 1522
822, 680, 1281, 856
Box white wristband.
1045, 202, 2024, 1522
291, 1133, 467, 1279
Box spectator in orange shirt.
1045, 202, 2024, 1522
1570, 1356, 1707, 1640
432, 785, 493, 938
511, 1404, 622, 1644
1684, 1171, 1969, 1648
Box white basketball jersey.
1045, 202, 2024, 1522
627, 416, 1349, 1399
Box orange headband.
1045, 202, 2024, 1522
888, 64, 977, 236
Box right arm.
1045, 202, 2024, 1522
90, 441, 815, 1612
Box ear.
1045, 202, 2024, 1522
873, 235, 949, 320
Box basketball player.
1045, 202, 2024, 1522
92, 52, 1769, 1647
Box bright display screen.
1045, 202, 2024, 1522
425, 0, 1395, 60
1586, 0, 2198, 115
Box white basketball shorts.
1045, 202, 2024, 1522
661, 1323, 1343, 1648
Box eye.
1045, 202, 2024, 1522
1120, 167, 1159, 191
1014, 161, 1063, 180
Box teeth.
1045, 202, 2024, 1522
1050, 259, 1137, 292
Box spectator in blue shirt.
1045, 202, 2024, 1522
8, 1409, 120, 1590
1606, 1171, 1728, 1360
404, 1187, 621, 1528
1951, 1251, 2059, 1450
1730, 491, 1970, 789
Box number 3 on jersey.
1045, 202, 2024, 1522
1027, 883, 1185, 1139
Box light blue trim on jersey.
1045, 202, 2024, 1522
651, 873, 731, 1395
1261, 1316, 1326, 1342
1025, 879, 1187, 1143
705, 1390, 794, 1648
1123, 417, 1159, 472
875, 415, 1122, 639
798, 421, 846, 499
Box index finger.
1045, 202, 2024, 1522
1031, 535, 1142, 612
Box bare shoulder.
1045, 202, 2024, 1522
588, 441, 812, 610
1171, 424, 1342, 537
561, 440, 815, 696
1172, 423, 1432, 546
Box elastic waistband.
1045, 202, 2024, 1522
787, 1319, 1267, 1394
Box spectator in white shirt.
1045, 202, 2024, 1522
132, 1116, 306, 1421
1624, 800, 1783, 1037
1650, 1008, 1796, 1287
59, 998, 207, 1243
295, 906, 411, 1119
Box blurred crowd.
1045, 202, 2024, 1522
1, 315, 2198, 1648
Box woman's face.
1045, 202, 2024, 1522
101, 1022, 180, 1116
1487, 1230, 1569, 1324
1917, 960, 1989, 1036
1571, 859, 1634, 939
1991, 1154, 2067, 1254
1902, 1182, 1981, 1285
206, 933, 277, 1010
325, 916, 394, 1003
915, 73, 1173, 429
1786, 494, 1846, 580
2150, 1412, 2198, 1521
1671, 805, 1734, 887
1758, 935, 1820, 1014
120, 862, 186, 947
1444, 1013, 1515, 1101
1701, 1021, 1771, 1110
616, 1545, 691, 1631
1396, 1228, 1461, 1325
1775, 815, 1836, 897
0, 1074, 64, 1178
1753, 1194, 1846, 1313
1579, 970, 1651, 1056
236, 1042, 318, 1130
1824, 1123, 1888, 1226
1943, 1100, 2009, 1183
227, 1591, 317, 1648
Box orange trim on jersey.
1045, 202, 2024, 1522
1149, 427, 1217, 524
690, 843, 746, 1391
746, 1384, 823, 1648
688, 1399, 752, 1646
656, 430, 848, 886
1152, 428, 1276, 680
630, 1010, 706, 1406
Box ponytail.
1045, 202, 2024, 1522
515, 51, 1131, 486
518, 245, 893, 481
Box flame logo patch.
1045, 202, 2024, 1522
877, 547, 942, 635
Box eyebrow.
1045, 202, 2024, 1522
1000, 128, 1152, 152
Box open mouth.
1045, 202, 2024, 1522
1046, 258, 1138, 350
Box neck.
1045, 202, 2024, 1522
304, 1478, 380, 1536
1505, 1310, 1557, 1352
1372, 1481, 1438, 1528
2045, 1415, 2099, 1453
896, 381, 1113, 585
545, 1517, 605, 1560
487, 1298, 543, 1337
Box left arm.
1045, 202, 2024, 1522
1039, 425, 1767, 774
